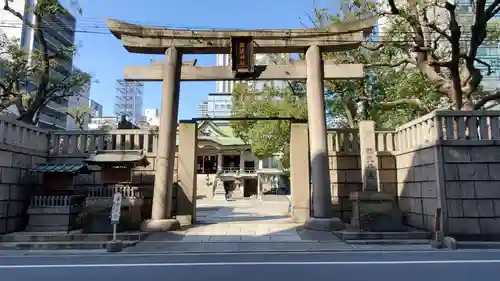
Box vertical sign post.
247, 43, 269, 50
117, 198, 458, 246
110, 192, 122, 241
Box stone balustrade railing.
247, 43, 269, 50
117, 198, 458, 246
86, 185, 142, 199
327, 128, 397, 153
434, 110, 500, 141
375, 130, 397, 152
327, 128, 360, 153
49, 129, 158, 156
0, 116, 50, 152
219, 167, 257, 175
3, 111, 500, 157
30, 195, 83, 207
394, 111, 437, 151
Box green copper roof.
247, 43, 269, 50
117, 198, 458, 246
30, 163, 91, 174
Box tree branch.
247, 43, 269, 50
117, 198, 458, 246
474, 91, 500, 110
366, 58, 414, 68
361, 42, 384, 51
379, 98, 423, 109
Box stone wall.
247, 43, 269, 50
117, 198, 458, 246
0, 145, 46, 234
0, 118, 50, 234
443, 145, 500, 240
395, 146, 438, 231
330, 153, 362, 222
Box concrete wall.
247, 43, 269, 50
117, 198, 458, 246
443, 145, 500, 240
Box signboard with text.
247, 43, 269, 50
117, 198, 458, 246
110, 192, 122, 224
231, 36, 254, 73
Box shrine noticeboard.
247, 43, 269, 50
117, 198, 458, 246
110, 192, 122, 224
231, 36, 254, 73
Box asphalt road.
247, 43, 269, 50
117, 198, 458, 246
0, 249, 499, 281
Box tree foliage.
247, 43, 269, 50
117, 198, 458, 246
65, 104, 92, 130
0, 0, 91, 124
312, 0, 444, 128
369, 0, 500, 110
229, 82, 307, 167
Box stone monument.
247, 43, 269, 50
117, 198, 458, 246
350, 121, 404, 232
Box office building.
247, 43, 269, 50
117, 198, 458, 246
198, 53, 283, 118
115, 79, 144, 124
88, 116, 119, 130
66, 67, 92, 130
144, 108, 160, 126
89, 99, 103, 118
0, 0, 77, 129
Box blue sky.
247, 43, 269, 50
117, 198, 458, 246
62, 0, 336, 119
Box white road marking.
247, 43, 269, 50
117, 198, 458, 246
1, 260, 500, 269
1, 249, 499, 259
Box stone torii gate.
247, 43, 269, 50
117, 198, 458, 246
106, 17, 376, 231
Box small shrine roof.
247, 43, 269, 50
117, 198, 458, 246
30, 163, 91, 174
84, 150, 150, 166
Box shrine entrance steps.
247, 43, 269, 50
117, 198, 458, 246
0, 231, 143, 250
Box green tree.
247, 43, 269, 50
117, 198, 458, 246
312, 1, 443, 128
0, 0, 91, 124
230, 83, 307, 168
353, 0, 500, 111
65, 104, 93, 130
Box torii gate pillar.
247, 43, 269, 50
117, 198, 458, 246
141, 47, 181, 231
304, 45, 344, 231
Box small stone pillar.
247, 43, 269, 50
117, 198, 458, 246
142, 47, 181, 232
290, 122, 310, 223
213, 153, 226, 200
304, 45, 344, 231
350, 121, 403, 231
239, 150, 245, 172
217, 153, 223, 172
231, 150, 245, 199
359, 121, 379, 192
176, 121, 198, 226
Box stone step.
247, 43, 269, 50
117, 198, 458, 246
333, 231, 431, 241
345, 239, 431, 245
0, 240, 138, 250
0, 232, 146, 243
456, 241, 500, 249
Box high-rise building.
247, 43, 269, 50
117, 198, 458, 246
456, 1, 500, 94
199, 53, 283, 118
144, 108, 160, 126
114, 79, 144, 123
0, 0, 77, 129
89, 99, 103, 118
197, 100, 208, 117
66, 67, 92, 130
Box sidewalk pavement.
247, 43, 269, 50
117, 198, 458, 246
124, 199, 434, 254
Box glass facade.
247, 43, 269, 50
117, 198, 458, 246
457, 2, 500, 92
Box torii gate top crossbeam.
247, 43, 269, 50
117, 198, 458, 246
106, 17, 377, 55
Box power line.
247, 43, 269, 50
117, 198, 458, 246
1, 23, 500, 44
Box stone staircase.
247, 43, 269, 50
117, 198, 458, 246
333, 229, 432, 245
0, 231, 145, 250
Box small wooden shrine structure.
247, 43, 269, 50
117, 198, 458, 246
27, 163, 91, 232
82, 150, 149, 233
